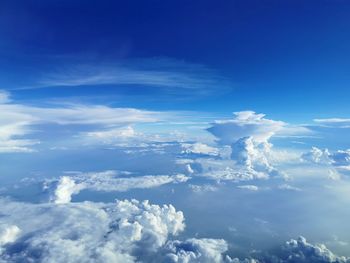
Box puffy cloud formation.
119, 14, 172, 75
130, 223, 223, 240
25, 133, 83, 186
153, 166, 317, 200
0, 198, 185, 262
181, 143, 219, 157
1, 197, 349, 263
207, 111, 285, 145
277, 236, 350, 263
50, 171, 190, 204
301, 147, 333, 164
231, 137, 278, 176
207, 112, 287, 180
302, 147, 350, 177
53, 176, 85, 204
163, 238, 232, 263
0, 224, 20, 252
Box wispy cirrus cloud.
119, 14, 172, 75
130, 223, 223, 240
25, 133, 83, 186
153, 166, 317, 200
22, 58, 232, 96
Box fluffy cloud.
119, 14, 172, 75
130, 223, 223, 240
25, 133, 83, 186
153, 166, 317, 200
278, 236, 350, 263
163, 238, 232, 263
181, 143, 219, 157
50, 171, 190, 204
230, 137, 278, 176
207, 112, 290, 180
207, 111, 285, 145
0, 224, 21, 251
0, 198, 185, 263
302, 147, 350, 177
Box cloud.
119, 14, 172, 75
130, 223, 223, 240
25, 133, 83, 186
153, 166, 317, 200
278, 236, 350, 263
0, 198, 185, 262
314, 118, 350, 128
35, 58, 230, 96
181, 143, 219, 157
188, 184, 218, 193
200, 166, 269, 182
163, 238, 232, 263
84, 126, 137, 143
53, 176, 85, 204
301, 147, 333, 164
301, 147, 350, 177
237, 185, 259, 191
0, 91, 10, 104
0, 224, 20, 248
277, 184, 301, 191
206, 112, 296, 181
0, 90, 172, 153
49, 171, 190, 204
207, 111, 285, 145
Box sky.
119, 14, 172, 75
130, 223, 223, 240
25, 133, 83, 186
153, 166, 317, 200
1, 1, 350, 263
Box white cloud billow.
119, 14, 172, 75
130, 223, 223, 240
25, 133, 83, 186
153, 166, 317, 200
0, 198, 185, 262
0, 224, 21, 251
181, 142, 219, 157
302, 147, 350, 177
279, 236, 350, 263
50, 171, 190, 204
206, 112, 288, 181
164, 238, 232, 263
207, 111, 285, 145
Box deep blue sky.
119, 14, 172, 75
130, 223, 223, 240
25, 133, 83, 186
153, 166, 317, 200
1, 0, 350, 122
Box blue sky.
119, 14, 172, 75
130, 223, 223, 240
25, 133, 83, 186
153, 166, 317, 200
1, 0, 350, 119
1, 1, 350, 263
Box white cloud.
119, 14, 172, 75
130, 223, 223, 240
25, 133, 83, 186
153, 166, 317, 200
50, 171, 190, 204
181, 142, 219, 157
237, 185, 259, 191
277, 184, 301, 191
207, 111, 285, 145
280, 236, 350, 263
0, 224, 20, 247
0, 198, 185, 262
0, 90, 170, 153
164, 238, 231, 263
53, 176, 85, 204
188, 184, 218, 193
0, 91, 10, 104
301, 147, 350, 177
314, 118, 350, 128
301, 147, 333, 164
207, 112, 293, 180
200, 166, 268, 182
36, 59, 230, 95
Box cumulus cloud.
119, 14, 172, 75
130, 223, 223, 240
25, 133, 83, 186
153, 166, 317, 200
230, 137, 278, 175
0, 224, 20, 249
49, 171, 190, 204
278, 236, 350, 263
181, 143, 219, 157
0, 198, 185, 262
163, 238, 232, 263
53, 176, 85, 204
207, 112, 291, 180
207, 111, 285, 145
302, 147, 350, 177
